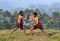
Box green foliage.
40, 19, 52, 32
52, 12, 60, 18
3, 10, 11, 17
35, 8, 42, 20
51, 34, 60, 40
1, 20, 10, 29
52, 12, 60, 29
0, 8, 60, 29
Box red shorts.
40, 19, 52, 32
33, 23, 43, 30
35, 22, 42, 27
15, 23, 23, 30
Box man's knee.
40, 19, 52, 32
30, 27, 34, 31
22, 26, 26, 30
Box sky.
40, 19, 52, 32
0, 0, 60, 10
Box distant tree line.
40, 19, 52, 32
0, 8, 60, 30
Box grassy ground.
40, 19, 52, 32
0, 29, 60, 41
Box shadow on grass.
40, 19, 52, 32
27, 31, 59, 39
48, 32, 58, 37
27, 32, 42, 36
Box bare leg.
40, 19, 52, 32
23, 26, 26, 37
41, 30, 50, 39
9, 27, 18, 35
41, 30, 48, 36
30, 26, 34, 36
41, 30, 46, 34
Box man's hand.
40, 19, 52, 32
23, 18, 27, 21
32, 24, 36, 27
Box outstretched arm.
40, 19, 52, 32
23, 17, 27, 21
23, 16, 33, 21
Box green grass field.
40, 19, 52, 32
0, 29, 60, 41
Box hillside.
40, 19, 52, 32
0, 30, 60, 41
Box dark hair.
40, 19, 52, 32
33, 12, 37, 16
19, 11, 23, 15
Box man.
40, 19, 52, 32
30, 12, 47, 36
9, 11, 26, 37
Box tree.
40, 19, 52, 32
0, 9, 3, 11
35, 8, 42, 20
3, 10, 11, 17
24, 8, 30, 17
10, 11, 18, 29
42, 12, 52, 29
0, 9, 3, 15
52, 12, 60, 18
1, 20, 11, 29
52, 12, 60, 30
0, 9, 4, 29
